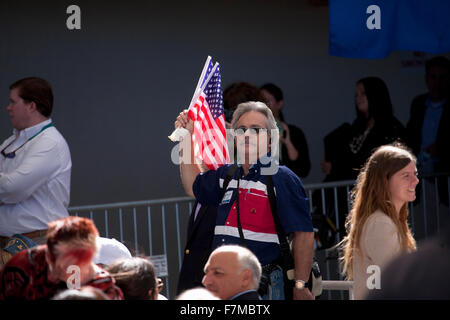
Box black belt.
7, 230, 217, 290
261, 262, 279, 276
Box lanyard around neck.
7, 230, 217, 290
1, 122, 54, 158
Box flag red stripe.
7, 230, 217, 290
188, 82, 229, 170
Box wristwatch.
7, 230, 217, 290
295, 279, 306, 290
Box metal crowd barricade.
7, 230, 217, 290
322, 281, 354, 300
68, 173, 449, 300
305, 179, 355, 300
69, 196, 196, 299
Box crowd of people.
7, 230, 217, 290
1, 55, 449, 300
0, 215, 264, 301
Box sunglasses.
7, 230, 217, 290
1, 143, 20, 159
233, 127, 268, 135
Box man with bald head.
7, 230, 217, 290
202, 245, 262, 300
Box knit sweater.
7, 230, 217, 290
352, 210, 402, 299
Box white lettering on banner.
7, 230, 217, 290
66, 5, 81, 30
366, 5, 381, 30
366, 265, 381, 290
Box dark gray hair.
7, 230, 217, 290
231, 101, 278, 134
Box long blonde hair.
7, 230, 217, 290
340, 144, 417, 279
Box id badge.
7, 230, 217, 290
221, 190, 233, 204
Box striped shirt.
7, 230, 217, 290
193, 160, 312, 265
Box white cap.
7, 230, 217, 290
94, 236, 132, 266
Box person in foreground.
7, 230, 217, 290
202, 245, 262, 300
175, 101, 314, 300
340, 143, 418, 299
0, 216, 123, 300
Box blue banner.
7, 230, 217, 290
329, 0, 450, 58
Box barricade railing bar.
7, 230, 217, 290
322, 280, 354, 300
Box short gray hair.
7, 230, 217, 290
231, 101, 278, 134
214, 245, 262, 289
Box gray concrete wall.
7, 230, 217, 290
1, 0, 448, 205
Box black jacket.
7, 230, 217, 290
176, 203, 217, 295
324, 116, 406, 182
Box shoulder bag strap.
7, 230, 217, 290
235, 177, 246, 247
223, 164, 245, 246
266, 175, 294, 270
221, 164, 238, 198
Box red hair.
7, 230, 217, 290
46, 216, 98, 263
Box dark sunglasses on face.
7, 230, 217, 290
234, 127, 268, 135
1, 144, 19, 158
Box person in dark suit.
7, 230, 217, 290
176, 203, 218, 295
202, 245, 262, 300
406, 56, 450, 205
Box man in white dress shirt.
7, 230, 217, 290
0, 77, 72, 268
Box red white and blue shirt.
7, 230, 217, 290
193, 160, 312, 265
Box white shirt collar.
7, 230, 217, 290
13, 119, 52, 140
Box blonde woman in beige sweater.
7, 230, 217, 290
340, 144, 418, 299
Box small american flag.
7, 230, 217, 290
188, 61, 230, 170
